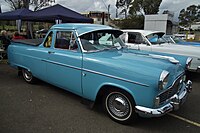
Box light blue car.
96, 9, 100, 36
163, 35, 200, 46
8, 24, 192, 124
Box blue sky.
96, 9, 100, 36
0, 0, 199, 21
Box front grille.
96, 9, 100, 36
158, 76, 183, 104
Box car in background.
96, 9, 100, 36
163, 35, 200, 46
121, 30, 200, 73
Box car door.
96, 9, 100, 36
45, 30, 83, 95
30, 31, 54, 81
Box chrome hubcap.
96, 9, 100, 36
23, 70, 32, 81
107, 92, 131, 118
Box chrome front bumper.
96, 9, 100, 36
135, 80, 192, 117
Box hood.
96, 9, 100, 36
139, 49, 189, 69
83, 48, 184, 88
159, 43, 200, 58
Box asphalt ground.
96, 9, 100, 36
0, 63, 200, 133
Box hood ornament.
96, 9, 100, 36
149, 54, 179, 64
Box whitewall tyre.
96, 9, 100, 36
103, 90, 137, 124
22, 69, 36, 83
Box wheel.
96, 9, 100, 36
22, 69, 36, 83
103, 89, 137, 124
0, 55, 3, 61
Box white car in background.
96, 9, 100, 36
121, 30, 200, 72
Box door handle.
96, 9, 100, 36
48, 51, 55, 54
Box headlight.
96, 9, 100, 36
186, 57, 192, 69
158, 70, 169, 90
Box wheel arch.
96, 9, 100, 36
17, 65, 31, 76
17, 65, 31, 72
94, 83, 136, 107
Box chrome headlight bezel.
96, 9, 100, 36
186, 57, 192, 69
158, 70, 169, 90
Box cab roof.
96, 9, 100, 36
50, 23, 115, 36
122, 29, 165, 37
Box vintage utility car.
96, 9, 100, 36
121, 30, 200, 73
8, 24, 192, 124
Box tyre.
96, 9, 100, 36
22, 68, 36, 83
103, 89, 137, 124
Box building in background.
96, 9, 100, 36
191, 22, 200, 31
82, 11, 110, 25
144, 13, 178, 35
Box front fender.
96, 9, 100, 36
94, 81, 156, 108
95, 82, 136, 100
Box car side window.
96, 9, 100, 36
44, 31, 53, 48
128, 33, 136, 43
55, 31, 78, 51
128, 32, 144, 44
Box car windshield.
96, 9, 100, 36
146, 33, 166, 45
162, 36, 175, 44
172, 36, 186, 43
79, 30, 125, 52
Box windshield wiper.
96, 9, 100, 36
110, 46, 119, 49
100, 46, 118, 51
121, 45, 128, 49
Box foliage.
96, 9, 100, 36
113, 15, 144, 29
116, 0, 132, 8
129, 0, 162, 16
115, 0, 162, 28
4, 0, 54, 11
178, 4, 200, 27
116, 0, 132, 18
4, 0, 34, 9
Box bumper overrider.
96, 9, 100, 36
135, 80, 192, 117
197, 66, 200, 72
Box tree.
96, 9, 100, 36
4, 0, 55, 11
113, 15, 144, 29
129, 0, 162, 16
178, 4, 200, 27
4, 0, 27, 9
116, 0, 132, 18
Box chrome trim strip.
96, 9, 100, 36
82, 68, 149, 87
41, 59, 81, 71
41, 59, 149, 87
74, 29, 87, 53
